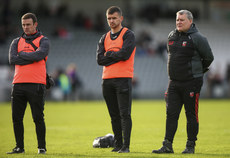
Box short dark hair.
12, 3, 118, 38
106, 6, 122, 16
21, 13, 37, 24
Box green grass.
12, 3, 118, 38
0, 99, 230, 158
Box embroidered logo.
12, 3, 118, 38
168, 41, 174, 45
190, 92, 194, 98
182, 41, 187, 47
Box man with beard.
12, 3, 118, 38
96, 6, 136, 153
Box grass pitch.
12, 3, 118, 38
0, 99, 230, 158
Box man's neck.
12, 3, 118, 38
111, 26, 122, 34
26, 30, 37, 36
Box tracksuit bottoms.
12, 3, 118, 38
102, 78, 132, 148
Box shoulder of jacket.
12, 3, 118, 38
103, 33, 108, 39
14, 37, 21, 41
40, 36, 49, 41
12, 37, 21, 44
99, 33, 107, 44
124, 29, 134, 37
126, 28, 134, 34
39, 36, 50, 46
190, 31, 206, 43
168, 30, 176, 39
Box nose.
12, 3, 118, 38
177, 21, 182, 25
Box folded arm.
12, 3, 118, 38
9, 38, 34, 65
18, 37, 50, 62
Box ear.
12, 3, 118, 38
34, 22, 38, 27
120, 16, 124, 22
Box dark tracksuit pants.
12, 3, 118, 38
102, 78, 132, 148
11, 83, 46, 149
165, 77, 203, 143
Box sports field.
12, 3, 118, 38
0, 99, 229, 158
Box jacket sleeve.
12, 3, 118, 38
9, 38, 34, 65
96, 34, 118, 66
105, 30, 136, 61
194, 33, 214, 71
18, 37, 50, 62
167, 31, 174, 53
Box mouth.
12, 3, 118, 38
110, 24, 116, 28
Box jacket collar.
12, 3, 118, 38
22, 29, 42, 40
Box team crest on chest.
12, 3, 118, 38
182, 41, 187, 47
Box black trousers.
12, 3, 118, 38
102, 78, 132, 147
11, 83, 46, 149
165, 77, 203, 143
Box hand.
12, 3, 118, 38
46, 74, 55, 89
105, 51, 113, 57
18, 51, 24, 56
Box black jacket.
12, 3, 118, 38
9, 30, 50, 65
167, 23, 214, 81
96, 27, 136, 66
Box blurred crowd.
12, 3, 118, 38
48, 63, 83, 101
206, 63, 230, 98
135, 30, 167, 59
0, 0, 107, 44
1, 0, 230, 100
137, 4, 200, 23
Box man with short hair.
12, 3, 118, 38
152, 10, 214, 154
7, 12, 50, 154
96, 6, 136, 153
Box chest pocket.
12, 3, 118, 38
168, 34, 194, 59
177, 35, 194, 57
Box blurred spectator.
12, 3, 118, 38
84, 16, 93, 30
73, 12, 85, 28
136, 30, 167, 58
56, 3, 68, 18
136, 30, 158, 56
132, 75, 139, 99
0, 25, 6, 44
52, 25, 73, 40
138, 4, 159, 23
138, 4, 200, 21
94, 13, 106, 32
226, 63, 230, 97
35, 0, 50, 17
66, 63, 82, 101
52, 68, 71, 101
19, 1, 31, 16
156, 41, 167, 60
72, 12, 93, 30
206, 69, 224, 98
59, 70, 71, 101
136, 30, 152, 56
0, 0, 11, 43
